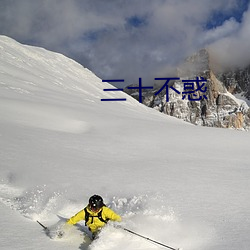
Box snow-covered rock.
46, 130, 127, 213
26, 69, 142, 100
125, 49, 250, 130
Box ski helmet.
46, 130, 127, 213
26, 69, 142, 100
89, 195, 104, 210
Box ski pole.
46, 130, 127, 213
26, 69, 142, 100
122, 227, 180, 250
37, 220, 48, 231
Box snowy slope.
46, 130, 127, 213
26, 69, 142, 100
0, 36, 250, 250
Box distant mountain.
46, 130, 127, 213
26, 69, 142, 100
216, 66, 250, 100
124, 49, 250, 130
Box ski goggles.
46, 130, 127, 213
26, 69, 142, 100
89, 205, 101, 212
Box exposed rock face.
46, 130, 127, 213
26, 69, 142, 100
217, 66, 250, 99
124, 49, 250, 130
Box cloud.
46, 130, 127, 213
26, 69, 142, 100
209, 3, 250, 69
0, 0, 249, 86
200, 18, 240, 45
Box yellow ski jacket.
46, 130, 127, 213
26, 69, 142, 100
67, 206, 121, 233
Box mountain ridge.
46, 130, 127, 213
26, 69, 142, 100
125, 48, 250, 130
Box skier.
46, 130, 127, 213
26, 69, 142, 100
66, 194, 121, 239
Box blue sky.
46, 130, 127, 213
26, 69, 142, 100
0, 0, 249, 86
206, 0, 249, 28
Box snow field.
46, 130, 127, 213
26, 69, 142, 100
0, 178, 213, 250
0, 36, 250, 250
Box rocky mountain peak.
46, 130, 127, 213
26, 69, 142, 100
177, 48, 210, 77
124, 48, 250, 130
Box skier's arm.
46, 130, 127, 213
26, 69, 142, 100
104, 207, 122, 222
67, 209, 85, 225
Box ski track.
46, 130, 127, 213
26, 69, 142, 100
0, 181, 212, 250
